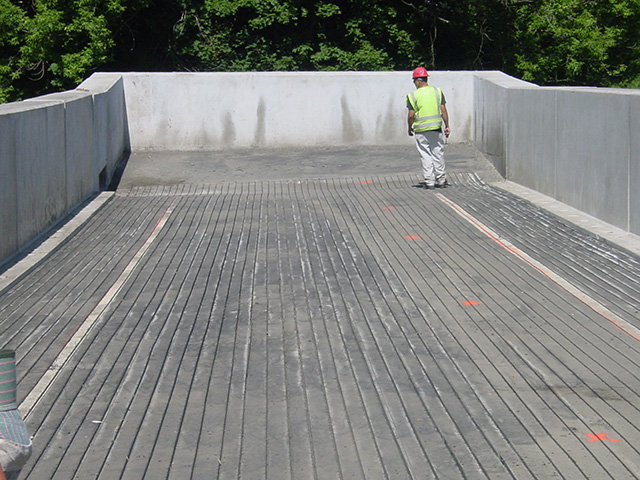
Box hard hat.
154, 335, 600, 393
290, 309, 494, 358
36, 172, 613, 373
412, 67, 429, 79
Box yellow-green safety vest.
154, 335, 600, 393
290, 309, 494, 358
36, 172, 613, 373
407, 86, 443, 132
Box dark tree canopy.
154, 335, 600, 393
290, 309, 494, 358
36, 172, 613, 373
1, 0, 640, 102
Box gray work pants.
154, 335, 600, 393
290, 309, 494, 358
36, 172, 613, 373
415, 130, 446, 186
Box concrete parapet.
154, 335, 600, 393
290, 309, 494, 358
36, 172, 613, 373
0, 75, 128, 266
496, 81, 640, 234
0, 100, 66, 260
555, 88, 631, 230
2, 69, 640, 266
119, 71, 475, 151
0, 108, 19, 261
26, 91, 95, 207
630, 94, 640, 235
506, 87, 557, 195
77, 73, 129, 186
474, 72, 537, 177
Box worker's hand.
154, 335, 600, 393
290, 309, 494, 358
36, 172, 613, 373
444, 127, 450, 138
408, 127, 414, 137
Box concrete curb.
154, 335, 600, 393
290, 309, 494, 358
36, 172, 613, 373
0, 192, 115, 295
494, 180, 640, 258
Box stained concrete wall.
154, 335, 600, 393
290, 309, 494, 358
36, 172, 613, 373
25, 91, 95, 208
0, 75, 128, 264
3, 70, 640, 266
631, 94, 640, 235
2, 71, 472, 265
119, 71, 475, 151
0, 100, 67, 261
77, 74, 130, 185
555, 89, 632, 230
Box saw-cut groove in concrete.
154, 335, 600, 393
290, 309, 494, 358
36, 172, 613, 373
2, 145, 640, 479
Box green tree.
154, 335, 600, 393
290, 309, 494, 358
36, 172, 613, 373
0, 0, 150, 102
3, 0, 640, 102
0, 0, 27, 102
399, 0, 519, 72
404, 0, 640, 87
601, 0, 640, 88
442, 0, 518, 70
170, 0, 420, 71
513, 0, 637, 86
109, 0, 184, 71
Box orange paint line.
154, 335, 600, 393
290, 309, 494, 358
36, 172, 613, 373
405, 236, 420, 240
463, 300, 481, 306
381, 206, 396, 209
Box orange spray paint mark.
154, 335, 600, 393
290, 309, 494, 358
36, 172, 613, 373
585, 433, 619, 442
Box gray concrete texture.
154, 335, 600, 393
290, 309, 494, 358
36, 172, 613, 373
2, 70, 640, 267
117, 143, 502, 189
0, 100, 67, 259
0, 76, 128, 264
118, 71, 474, 150
4, 144, 640, 479
474, 73, 640, 235
27, 91, 96, 207
556, 89, 630, 228
473, 72, 536, 177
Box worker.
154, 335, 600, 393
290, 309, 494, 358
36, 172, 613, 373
406, 67, 450, 189
0, 350, 31, 480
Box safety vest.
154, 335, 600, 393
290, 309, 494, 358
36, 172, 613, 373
407, 86, 443, 132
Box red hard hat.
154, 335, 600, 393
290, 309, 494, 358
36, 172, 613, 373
412, 67, 429, 79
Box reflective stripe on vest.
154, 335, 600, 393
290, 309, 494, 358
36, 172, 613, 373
407, 86, 442, 132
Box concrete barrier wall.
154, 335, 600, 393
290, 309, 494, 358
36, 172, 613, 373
0, 109, 18, 260
3, 69, 640, 265
0, 76, 128, 265
0, 100, 67, 261
119, 71, 475, 151
477, 73, 640, 235
77, 74, 130, 185
506, 87, 557, 196
25, 91, 96, 207
1, 71, 472, 265
555, 89, 632, 229
508, 86, 640, 234
474, 72, 537, 177
631, 94, 640, 235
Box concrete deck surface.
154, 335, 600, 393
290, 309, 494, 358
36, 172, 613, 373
2, 144, 640, 479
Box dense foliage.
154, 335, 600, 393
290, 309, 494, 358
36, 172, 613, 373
514, 0, 640, 87
1, 0, 640, 102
